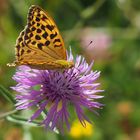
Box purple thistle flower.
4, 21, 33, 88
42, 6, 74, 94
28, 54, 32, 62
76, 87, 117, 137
12, 48, 104, 132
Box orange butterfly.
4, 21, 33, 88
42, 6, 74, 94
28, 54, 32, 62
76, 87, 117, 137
8, 5, 74, 70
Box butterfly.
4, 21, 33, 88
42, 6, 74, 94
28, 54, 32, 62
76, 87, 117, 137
7, 5, 74, 70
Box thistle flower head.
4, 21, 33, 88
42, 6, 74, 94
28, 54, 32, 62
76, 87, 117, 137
12, 49, 104, 132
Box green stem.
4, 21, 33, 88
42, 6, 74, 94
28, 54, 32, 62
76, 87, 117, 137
0, 109, 17, 119
6, 115, 42, 127
76, 0, 106, 28
37, 104, 47, 119
0, 85, 16, 104
81, 0, 106, 20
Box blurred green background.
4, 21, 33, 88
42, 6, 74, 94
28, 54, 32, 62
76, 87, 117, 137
0, 0, 140, 140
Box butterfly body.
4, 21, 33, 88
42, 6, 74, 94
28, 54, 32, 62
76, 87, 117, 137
10, 59, 74, 70
8, 5, 74, 70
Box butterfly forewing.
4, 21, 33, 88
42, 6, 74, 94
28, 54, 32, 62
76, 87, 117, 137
8, 5, 74, 70
24, 5, 67, 60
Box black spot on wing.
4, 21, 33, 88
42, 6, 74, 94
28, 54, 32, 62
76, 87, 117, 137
26, 28, 30, 34
42, 15, 48, 20
28, 23, 32, 27
29, 33, 33, 37
50, 32, 57, 39
41, 25, 45, 30
25, 35, 29, 40
28, 15, 33, 21
54, 44, 62, 48
37, 43, 43, 50
21, 49, 24, 55
27, 49, 31, 53
37, 23, 40, 27
21, 42, 24, 46
17, 53, 20, 57
46, 25, 54, 31
37, 14, 41, 17
53, 39, 61, 43
35, 35, 41, 40
31, 41, 36, 45
31, 27, 36, 31
16, 45, 20, 52
36, 17, 40, 22
45, 40, 50, 46
42, 32, 48, 39
37, 29, 42, 33
32, 21, 35, 25
21, 31, 24, 36
18, 37, 22, 42
53, 39, 61, 48
27, 40, 31, 44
